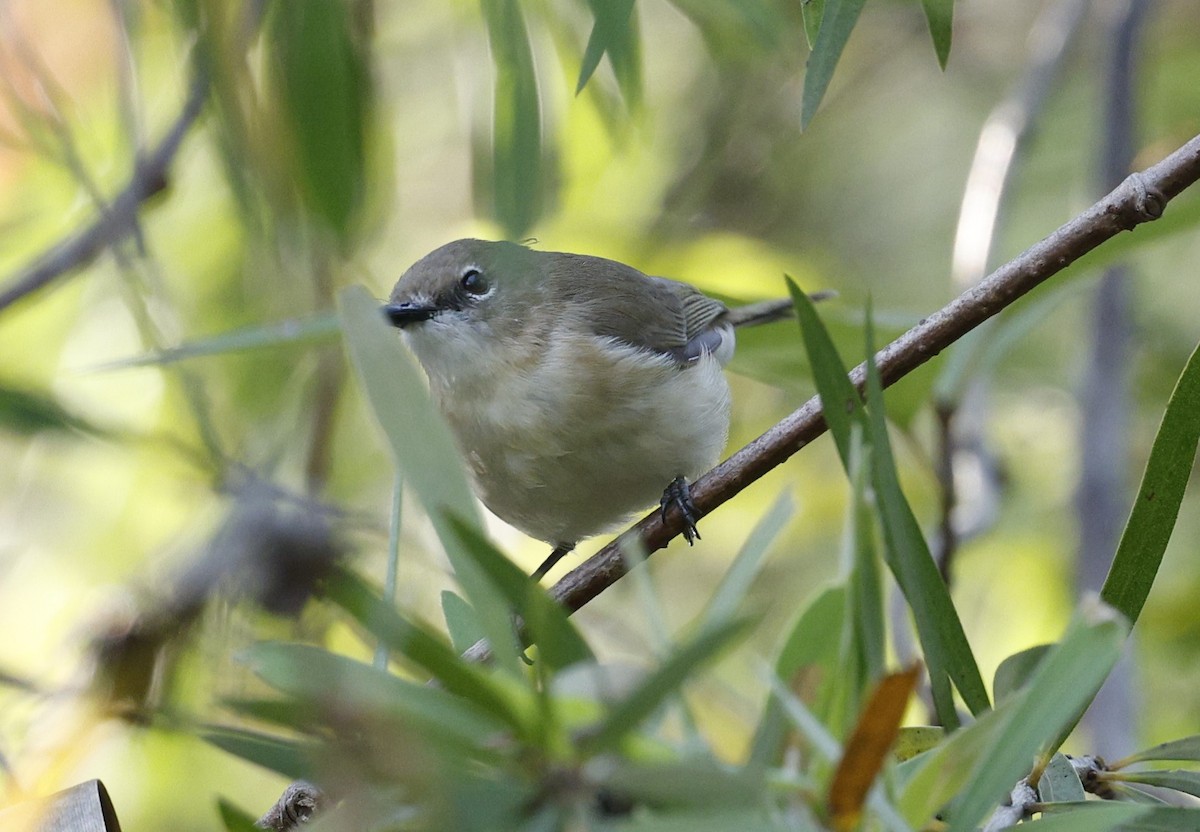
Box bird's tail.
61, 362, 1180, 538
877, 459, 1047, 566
725, 290, 836, 329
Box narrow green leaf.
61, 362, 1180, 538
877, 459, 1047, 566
583, 619, 751, 751
222, 697, 317, 730
338, 286, 517, 675
321, 567, 524, 730
595, 758, 766, 809
801, 0, 826, 48
919, 0, 953, 69
894, 726, 944, 762
444, 517, 594, 672
93, 314, 339, 370
1114, 735, 1200, 767
846, 424, 886, 691
216, 798, 261, 832
204, 727, 312, 779
241, 642, 509, 750
788, 276, 867, 469
1038, 753, 1086, 803
865, 309, 989, 723
992, 644, 1051, 703
442, 590, 485, 655
748, 586, 846, 766
0, 384, 98, 436
695, 491, 794, 631
800, 0, 868, 128
945, 602, 1127, 832
1113, 770, 1200, 800
1102, 340, 1200, 625
479, 0, 543, 238
1021, 802, 1146, 832
613, 809, 790, 832
577, 0, 641, 109
266, 0, 371, 244
764, 668, 842, 762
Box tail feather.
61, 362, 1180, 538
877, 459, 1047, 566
725, 290, 836, 329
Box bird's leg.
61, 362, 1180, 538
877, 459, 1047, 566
532, 542, 575, 581
660, 476, 701, 544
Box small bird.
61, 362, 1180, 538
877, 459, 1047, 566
385, 239, 813, 579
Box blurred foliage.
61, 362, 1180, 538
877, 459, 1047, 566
1, 0, 1200, 830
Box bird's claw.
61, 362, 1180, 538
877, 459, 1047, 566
660, 476, 701, 545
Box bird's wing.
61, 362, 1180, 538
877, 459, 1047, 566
551, 254, 729, 365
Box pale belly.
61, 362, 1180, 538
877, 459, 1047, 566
436, 336, 732, 545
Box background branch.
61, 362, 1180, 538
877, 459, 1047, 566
0, 68, 208, 315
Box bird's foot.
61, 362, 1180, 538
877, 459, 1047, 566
660, 476, 701, 545
532, 542, 575, 581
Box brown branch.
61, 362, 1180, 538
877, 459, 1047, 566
545, 133, 1200, 617
0, 69, 208, 315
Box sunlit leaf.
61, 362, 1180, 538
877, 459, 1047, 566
801, 0, 868, 128
1101, 340, 1200, 625
1038, 753, 1086, 803
894, 726, 944, 762
828, 665, 921, 832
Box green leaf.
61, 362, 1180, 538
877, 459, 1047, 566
583, 618, 751, 751
216, 798, 261, 832
321, 567, 525, 730
0, 384, 98, 436
787, 276, 867, 470
944, 602, 1128, 832
577, 0, 641, 109
1114, 735, 1200, 767
613, 809, 791, 832
801, 0, 825, 48
595, 758, 767, 809
442, 590, 485, 655
992, 644, 1051, 703
266, 0, 371, 245
846, 425, 886, 693
445, 517, 594, 672
338, 286, 517, 675
204, 727, 313, 779
479, 0, 543, 238
800, 0, 868, 128
1038, 753, 1086, 803
864, 308, 989, 724
694, 491, 794, 632
241, 642, 509, 753
1113, 770, 1200, 800
894, 726, 944, 762
919, 0, 953, 69
1101, 340, 1200, 625
1021, 802, 1147, 832
748, 585, 846, 766
93, 314, 339, 370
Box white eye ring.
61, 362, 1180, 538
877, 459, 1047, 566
460, 267, 492, 297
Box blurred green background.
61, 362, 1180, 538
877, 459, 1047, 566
1, 0, 1199, 827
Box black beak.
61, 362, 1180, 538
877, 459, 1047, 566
384, 302, 438, 328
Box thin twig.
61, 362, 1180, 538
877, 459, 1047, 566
0, 68, 208, 314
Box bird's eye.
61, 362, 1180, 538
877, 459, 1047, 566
460, 268, 489, 296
